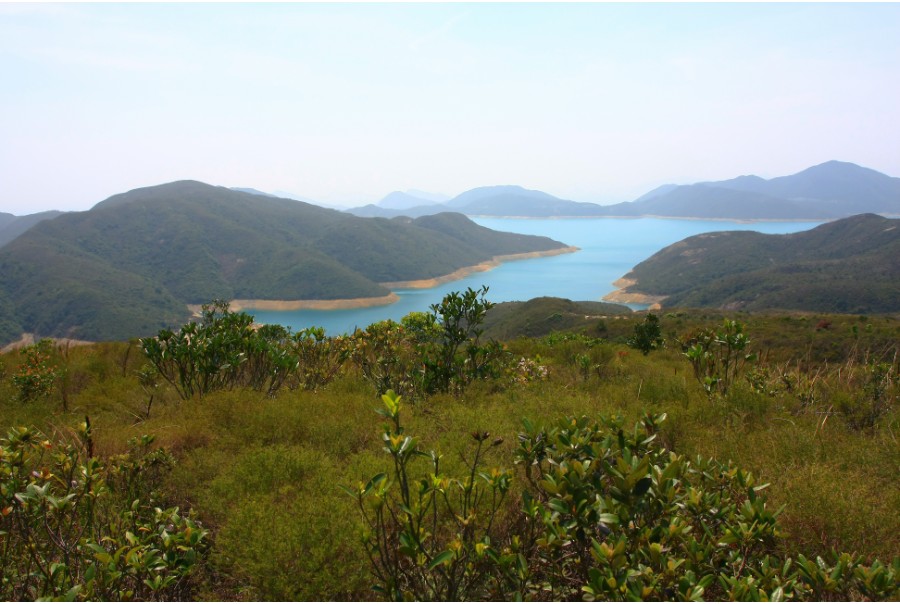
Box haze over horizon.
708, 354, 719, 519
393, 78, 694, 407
2, 3, 899, 215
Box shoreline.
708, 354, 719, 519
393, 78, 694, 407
381, 246, 579, 289
188, 292, 402, 315
209, 246, 580, 313
602, 277, 667, 310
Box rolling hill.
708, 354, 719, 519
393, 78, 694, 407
482, 297, 632, 340
0, 181, 569, 345
606, 213, 900, 313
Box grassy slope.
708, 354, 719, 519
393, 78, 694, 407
1, 307, 896, 600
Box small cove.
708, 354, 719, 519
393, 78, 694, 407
246, 217, 823, 334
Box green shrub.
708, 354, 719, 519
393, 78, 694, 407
10, 339, 59, 403
839, 361, 895, 430
350, 319, 421, 399
289, 326, 349, 391
419, 286, 508, 395
347, 390, 514, 600
141, 301, 299, 399
351, 404, 899, 600
627, 313, 664, 355
681, 319, 757, 397
0, 424, 207, 600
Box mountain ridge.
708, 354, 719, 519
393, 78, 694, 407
344, 161, 900, 220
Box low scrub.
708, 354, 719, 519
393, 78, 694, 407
1, 298, 898, 601
0, 424, 207, 600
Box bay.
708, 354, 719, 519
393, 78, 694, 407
247, 217, 823, 334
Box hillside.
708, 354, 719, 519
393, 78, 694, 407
482, 297, 632, 340
0, 181, 569, 345
607, 213, 900, 313
0, 210, 65, 248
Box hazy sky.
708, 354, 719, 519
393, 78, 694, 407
2, 3, 899, 215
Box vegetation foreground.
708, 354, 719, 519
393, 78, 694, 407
0, 290, 897, 600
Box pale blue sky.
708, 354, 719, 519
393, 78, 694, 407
2, 3, 899, 214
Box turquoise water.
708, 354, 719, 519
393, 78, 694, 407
247, 217, 823, 334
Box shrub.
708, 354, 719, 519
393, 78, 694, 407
290, 326, 349, 391
10, 339, 59, 403
0, 423, 207, 600
350, 320, 421, 399
349, 288, 509, 399
419, 286, 508, 395
140, 301, 299, 399
680, 319, 757, 397
627, 313, 664, 356
352, 404, 899, 600
346, 390, 514, 600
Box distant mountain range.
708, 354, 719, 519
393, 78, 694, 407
606, 213, 900, 313
347, 185, 608, 219
345, 161, 900, 220
601, 161, 900, 220
0, 181, 568, 345
3, 161, 893, 251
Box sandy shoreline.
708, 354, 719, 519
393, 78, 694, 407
186, 293, 401, 315
602, 277, 667, 309
381, 246, 579, 289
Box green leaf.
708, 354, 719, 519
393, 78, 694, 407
364, 473, 387, 495
428, 549, 454, 570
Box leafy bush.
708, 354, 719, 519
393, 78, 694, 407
350, 319, 421, 399
351, 403, 899, 600
627, 313, 664, 355
290, 326, 349, 391
141, 301, 299, 399
0, 423, 207, 600
839, 360, 895, 430
349, 288, 509, 399
680, 319, 757, 397
346, 390, 514, 600
419, 286, 507, 395
10, 339, 59, 403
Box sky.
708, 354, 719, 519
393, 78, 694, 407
2, 2, 900, 215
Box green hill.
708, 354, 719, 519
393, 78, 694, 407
483, 297, 632, 340
613, 213, 900, 313
0, 210, 66, 248
0, 181, 569, 344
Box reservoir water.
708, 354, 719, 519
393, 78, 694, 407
247, 217, 823, 334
